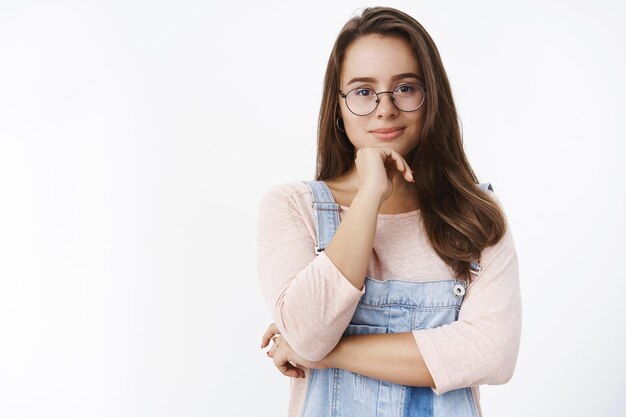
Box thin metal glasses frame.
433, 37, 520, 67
338, 83, 428, 116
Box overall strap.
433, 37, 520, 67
477, 182, 494, 192
463, 181, 494, 285
302, 180, 342, 255
301, 180, 493, 261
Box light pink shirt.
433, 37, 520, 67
257, 180, 522, 417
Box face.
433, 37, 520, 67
338, 34, 426, 157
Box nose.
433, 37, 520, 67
374, 92, 398, 118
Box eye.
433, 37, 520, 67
354, 88, 374, 97
395, 84, 417, 95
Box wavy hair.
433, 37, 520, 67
315, 6, 507, 281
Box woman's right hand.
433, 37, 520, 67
354, 146, 414, 203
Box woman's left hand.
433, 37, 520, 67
261, 323, 329, 378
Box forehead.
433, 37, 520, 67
341, 34, 421, 85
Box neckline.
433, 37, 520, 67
338, 204, 420, 219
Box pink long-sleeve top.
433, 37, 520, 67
256, 180, 522, 417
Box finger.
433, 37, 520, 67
267, 335, 283, 355
266, 342, 277, 358
380, 149, 400, 174
274, 353, 305, 378
389, 149, 413, 182
267, 341, 306, 379
261, 323, 281, 348
404, 160, 414, 182
289, 361, 306, 378
382, 147, 403, 172
383, 148, 407, 176
395, 154, 405, 174
278, 364, 301, 378
271, 335, 284, 351
286, 362, 306, 378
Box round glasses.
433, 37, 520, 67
338, 83, 427, 116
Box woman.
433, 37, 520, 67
257, 6, 521, 417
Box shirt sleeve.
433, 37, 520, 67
256, 182, 365, 362
412, 191, 522, 395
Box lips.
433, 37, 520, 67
371, 126, 405, 140
372, 127, 404, 133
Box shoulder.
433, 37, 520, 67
477, 183, 505, 209
257, 180, 317, 224
257, 180, 318, 238
484, 186, 502, 206
258, 180, 313, 210
478, 186, 516, 266
476, 184, 508, 224
482, 186, 511, 230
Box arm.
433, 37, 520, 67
322, 188, 383, 291
325, 332, 435, 387
257, 182, 383, 362
413, 192, 522, 395
326, 192, 521, 395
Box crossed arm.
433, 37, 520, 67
258, 184, 521, 393
261, 323, 435, 388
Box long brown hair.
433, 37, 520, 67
316, 6, 507, 281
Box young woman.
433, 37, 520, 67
257, 6, 521, 417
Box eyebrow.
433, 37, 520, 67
346, 73, 424, 86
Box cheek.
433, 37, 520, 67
338, 104, 360, 133
414, 107, 427, 123
343, 115, 367, 139
404, 110, 426, 131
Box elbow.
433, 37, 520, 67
494, 351, 518, 384
290, 338, 334, 363
276, 323, 338, 362
481, 316, 522, 386
272, 301, 341, 363
269, 267, 360, 362
496, 326, 521, 384
417, 326, 520, 395
486, 360, 515, 386
483, 341, 520, 386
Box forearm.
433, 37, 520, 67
323, 189, 382, 292
324, 332, 435, 388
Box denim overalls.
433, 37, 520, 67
299, 180, 492, 417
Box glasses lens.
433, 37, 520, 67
392, 84, 425, 111
346, 88, 378, 116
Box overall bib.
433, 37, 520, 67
300, 180, 491, 417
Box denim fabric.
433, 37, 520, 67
300, 180, 485, 417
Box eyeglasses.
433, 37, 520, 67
338, 83, 427, 116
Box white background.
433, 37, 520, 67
0, 0, 624, 416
